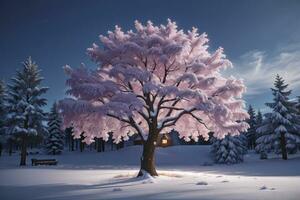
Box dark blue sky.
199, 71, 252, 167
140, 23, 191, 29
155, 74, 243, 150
1, 0, 300, 112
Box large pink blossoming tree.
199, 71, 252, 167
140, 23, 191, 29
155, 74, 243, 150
59, 20, 249, 176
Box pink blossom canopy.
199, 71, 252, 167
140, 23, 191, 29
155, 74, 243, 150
59, 19, 249, 144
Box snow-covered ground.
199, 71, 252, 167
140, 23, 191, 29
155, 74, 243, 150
1, 145, 300, 200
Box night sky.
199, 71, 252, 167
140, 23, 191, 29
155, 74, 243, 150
1, 0, 300, 112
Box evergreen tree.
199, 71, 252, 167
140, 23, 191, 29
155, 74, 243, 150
0, 80, 7, 132
95, 138, 105, 152
46, 102, 64, 155
7, 57, 48, 165
284, 100, 300, 154
79, 132, 85, 152
239, 133, 248, 155
256, 111, 300, 158
263, 75, 300, 159
256, 110, 263, 128
211, 134, 247, 164
297, 96, 300, 118
255, 110, 265, 156
0, 80, 8, 156
65, 126, 75, 151
246, 105, 257, 149
255, 113, 275, 155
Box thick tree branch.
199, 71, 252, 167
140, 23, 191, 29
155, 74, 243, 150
129, 117, 145, 143
159, 106, 185, 111
158, 107, 209, 132
107, 112, 145, 144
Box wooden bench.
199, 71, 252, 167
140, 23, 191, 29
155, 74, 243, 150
31, 159, 58, 166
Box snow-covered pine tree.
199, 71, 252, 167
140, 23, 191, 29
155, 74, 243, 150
254, 110, 267, 157
46, 102, 64, 155
296, 96, 300, 148
255, 113, 274, 155
285, 100, 300, 154
0, 80, 7, 132
65, 126, 75, 151
0, 80, 8, 156
256, 111, 300, 157
245, 105, 257, 149
297, 96, 300, 112
256, 110, 263, 128
7, 57, 48, 165
211, 134, 247, 164
239, 132, 248, 155
264, 74, 300, 159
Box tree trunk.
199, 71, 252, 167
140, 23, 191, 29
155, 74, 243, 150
71, 138, 74, 151
66, 135, 70, 150
96, 138, 101, 152
80, 133, 85, 152
21, 110, 29, 166
80, 140, 84, 152
117, 142, 123, 150
20, 136, 27, 166
138, 141, 158, 176
138, 130, 159, 177
101, 139, 105, 152
9, 141, 12, 156
280, 132, 288, 160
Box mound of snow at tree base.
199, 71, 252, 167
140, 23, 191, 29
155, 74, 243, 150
1, 146, 300, 200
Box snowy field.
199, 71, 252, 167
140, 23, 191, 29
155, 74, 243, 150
1, 145, 300, 200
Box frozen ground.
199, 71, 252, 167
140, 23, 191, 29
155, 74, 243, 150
1, 145, 300, 200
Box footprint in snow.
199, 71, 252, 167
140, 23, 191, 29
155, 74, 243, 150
216, 175, 222, 178
260, 186, 276, 191
196, 181, 208, 185
221, 180, 229, 183
260, 186, 268, 190
113, 188, 122, 192
142, 180, 155, 184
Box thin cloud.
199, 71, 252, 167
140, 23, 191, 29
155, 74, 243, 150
226, 43, 300, 96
